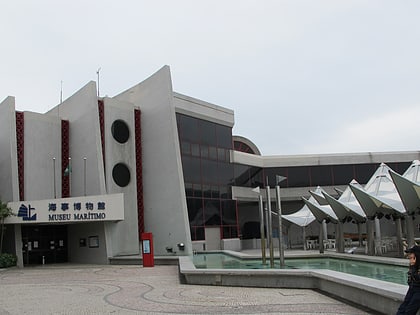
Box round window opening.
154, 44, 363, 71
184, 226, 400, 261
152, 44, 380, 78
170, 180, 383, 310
111, 120, 130, 143
112, 163, 131, 187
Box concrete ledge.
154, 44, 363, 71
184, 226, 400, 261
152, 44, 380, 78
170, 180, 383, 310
109, 255, 179, 265
179, 256, 407, 315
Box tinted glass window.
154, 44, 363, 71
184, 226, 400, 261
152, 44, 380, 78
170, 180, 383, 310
199, 120, 217, 146
112, 163, 131, 187
217, 148, 226, 161
111, 120, 130, 143
355, 164, 376, 184
216, 124, 232, 148
211, 185, 220, 198
192, 226, 205, 241
181, 141, 191, 155
287, 167, 310, 187
202, 184, 211, 198
332, 165, 354, 185
221, 200, 237, 224
185, 182, 193, 197
209, 146, 217, 160
218, 162, 234, 186
201, 160, 218, 184
310, 165, 332, 186
263, 168, 288, 187
388, 162, 411, 174
182, 156, 201, 182
191, 143, 200, 157
200, 145, 209, 159
192, 183, 202, 198
203, 199, 221, 225
179, 114, 199, 142
187, 198, 203, 224
234, 164, 250, 186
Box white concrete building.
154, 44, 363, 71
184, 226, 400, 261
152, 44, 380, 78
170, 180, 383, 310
1, 66, 419, 266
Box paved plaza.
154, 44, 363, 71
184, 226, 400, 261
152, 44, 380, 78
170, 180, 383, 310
0, 264, 374, 315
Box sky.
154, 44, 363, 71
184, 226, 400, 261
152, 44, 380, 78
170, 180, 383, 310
1, 1, 419, 156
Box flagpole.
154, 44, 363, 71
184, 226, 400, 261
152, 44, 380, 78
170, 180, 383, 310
53, 157, 56, 199
60, 80, 63, 104
96, 68, 101, 98
68, 157, 72, 197
83, 157, 87, 196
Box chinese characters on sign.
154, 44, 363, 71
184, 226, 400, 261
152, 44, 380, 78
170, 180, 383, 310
48, 201, 107, 222
6, 193, 124, 224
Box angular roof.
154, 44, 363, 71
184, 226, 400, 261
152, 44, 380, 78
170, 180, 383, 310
322, 188, 366, 223
282, 198, 316, 227
350, 163, 406, 218
389, 160, 420, 214
302, 196, 339, 224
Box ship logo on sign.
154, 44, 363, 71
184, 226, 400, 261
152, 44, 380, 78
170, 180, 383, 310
17, 204, 37, 221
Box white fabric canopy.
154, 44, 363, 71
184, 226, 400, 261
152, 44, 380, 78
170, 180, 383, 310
283, 197, 316, 227
350, 163, 406, 218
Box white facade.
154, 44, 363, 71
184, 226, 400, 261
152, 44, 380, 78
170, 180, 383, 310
1, 65, 419, 265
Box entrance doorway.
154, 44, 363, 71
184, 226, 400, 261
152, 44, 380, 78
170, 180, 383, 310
22, 225, 68, 265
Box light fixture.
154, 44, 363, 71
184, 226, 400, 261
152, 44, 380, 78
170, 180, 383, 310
177, 243, 185, 251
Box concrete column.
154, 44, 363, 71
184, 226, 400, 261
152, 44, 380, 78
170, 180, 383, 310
319, 221, 324, 254
336, 222, 345, 253
14, 224, 23, 268
406, 215, 415, 247
395, 217, 404, 257
367, 219, 375, 256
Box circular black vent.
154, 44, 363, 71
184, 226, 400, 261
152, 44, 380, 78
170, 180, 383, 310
111, 120, 130, 144
112, 163, 131, 187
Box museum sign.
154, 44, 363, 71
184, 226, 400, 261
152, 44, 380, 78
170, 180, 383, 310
5, 193, 124, 224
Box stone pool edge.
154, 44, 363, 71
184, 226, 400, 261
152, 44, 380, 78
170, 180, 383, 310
179, 255, 407, 315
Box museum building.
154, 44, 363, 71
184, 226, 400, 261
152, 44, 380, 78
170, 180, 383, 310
1, 66, 419, 266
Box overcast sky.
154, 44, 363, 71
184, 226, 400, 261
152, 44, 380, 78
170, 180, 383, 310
1, 1, 419, 156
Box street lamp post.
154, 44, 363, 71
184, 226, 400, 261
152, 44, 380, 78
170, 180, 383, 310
265, 179, 274, 268
52, 157, 56, 199
275, 175, 287, 268
252, 187, 267, 265
83, 157, 87, 196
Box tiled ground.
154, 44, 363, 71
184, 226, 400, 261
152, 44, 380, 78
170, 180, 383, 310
0, 264, 371, 314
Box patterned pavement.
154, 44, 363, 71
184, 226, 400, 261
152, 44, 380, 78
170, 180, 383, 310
0, 264, 372, 315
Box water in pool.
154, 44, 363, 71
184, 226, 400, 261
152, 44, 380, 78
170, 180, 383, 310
192, 253, 408, 285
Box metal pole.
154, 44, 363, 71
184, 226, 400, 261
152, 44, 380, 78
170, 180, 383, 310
96, 68, 101, 98
68, 157, 72, 197
265, 184, 274, 268
275, 185, 285, 267
83, 157, 87, 196
258, 195, 266, 264
52, 157, 56, 199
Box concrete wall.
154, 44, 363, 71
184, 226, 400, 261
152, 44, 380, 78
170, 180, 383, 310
205, 227, 221, 250
115, 66, 192, 256
47, 82, 108, 260
23, 112, 61, 201
68, 222, 108, 264
47, 82, 106, 198
0, 96, 19, 202
103, 97, 139, 256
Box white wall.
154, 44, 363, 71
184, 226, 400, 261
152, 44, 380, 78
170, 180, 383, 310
68, 222, 108, 264
23, 112, 61, 201
47, 81, 106, 197
115, 66, 192, 256
47, 82, 108, 258
103, 97, 139, 256
0, 96, 19, 202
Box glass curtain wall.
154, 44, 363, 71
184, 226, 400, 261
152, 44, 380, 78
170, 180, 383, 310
176, 114, 238, 241
233, 162, 412, 189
